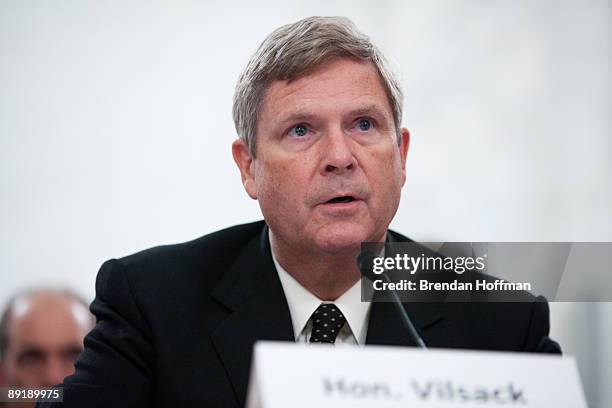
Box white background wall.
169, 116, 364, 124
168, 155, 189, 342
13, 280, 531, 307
1, 1, 610, 406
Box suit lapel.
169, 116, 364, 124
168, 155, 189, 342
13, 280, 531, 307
208, 225, 446, 405
365, 300, 444, 346
366, 230, 445, 347
209, 225, 294, 407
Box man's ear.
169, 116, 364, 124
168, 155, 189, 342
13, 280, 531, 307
232, 139, 258, 199
399, 127, 410, 186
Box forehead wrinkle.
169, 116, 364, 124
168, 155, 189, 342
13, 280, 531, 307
258, 59, 394, 140
276, 79, 370, 108
265, 60, 380, 109
261, 83, 319, 124
274, 99, 392, 128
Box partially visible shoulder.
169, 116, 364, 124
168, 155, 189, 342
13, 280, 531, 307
101, 220, 266, 291
117, 220, 264, 266
384, 229, 556, 351
387, 230, 538, 302
461, 270, 540, 302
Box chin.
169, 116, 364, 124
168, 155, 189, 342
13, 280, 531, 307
313, 223, 372, 253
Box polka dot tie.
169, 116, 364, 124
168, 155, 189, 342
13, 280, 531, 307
309, 303, 346, 344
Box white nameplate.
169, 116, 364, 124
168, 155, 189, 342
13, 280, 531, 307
246, 342, 586, 408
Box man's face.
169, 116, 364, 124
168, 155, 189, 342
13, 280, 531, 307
233, 58, 409, 253
0, 294, 91, 395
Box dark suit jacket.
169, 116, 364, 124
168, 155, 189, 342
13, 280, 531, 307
46, 221, 560, 407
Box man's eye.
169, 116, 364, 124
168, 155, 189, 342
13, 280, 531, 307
18, 352, 44, 366
288, 124, 309, 137
356, 118, 373, 132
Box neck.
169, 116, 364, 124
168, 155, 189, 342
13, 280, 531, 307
269, 230, 386, 300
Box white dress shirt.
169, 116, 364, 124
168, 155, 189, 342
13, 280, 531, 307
270, 242, 371, 345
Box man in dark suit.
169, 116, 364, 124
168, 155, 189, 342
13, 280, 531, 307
45, 16, 560, 408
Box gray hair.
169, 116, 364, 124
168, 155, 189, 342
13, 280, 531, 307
232, 16, 404, 157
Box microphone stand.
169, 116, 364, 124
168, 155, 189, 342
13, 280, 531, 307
358, 253, 427, 349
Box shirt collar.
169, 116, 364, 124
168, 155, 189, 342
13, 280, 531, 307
270, 239, 371, 344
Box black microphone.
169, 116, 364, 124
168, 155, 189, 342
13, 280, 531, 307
357, 252, 427, 349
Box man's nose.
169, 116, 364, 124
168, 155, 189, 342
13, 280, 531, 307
42, 358, 72, 387
321, 127, 356, 175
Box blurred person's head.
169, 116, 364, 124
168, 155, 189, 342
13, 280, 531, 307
0, 288, 94, 392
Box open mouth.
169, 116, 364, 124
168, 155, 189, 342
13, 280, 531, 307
325, 196, 356, 204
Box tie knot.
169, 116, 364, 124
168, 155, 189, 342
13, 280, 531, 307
309, 303, 346, 344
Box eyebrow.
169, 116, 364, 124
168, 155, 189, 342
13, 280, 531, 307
347, 104, 392, 121
16, 347, 45, 361
275, 103, 392, 127
276, 111, 317, 127
18, 344, 45, 353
